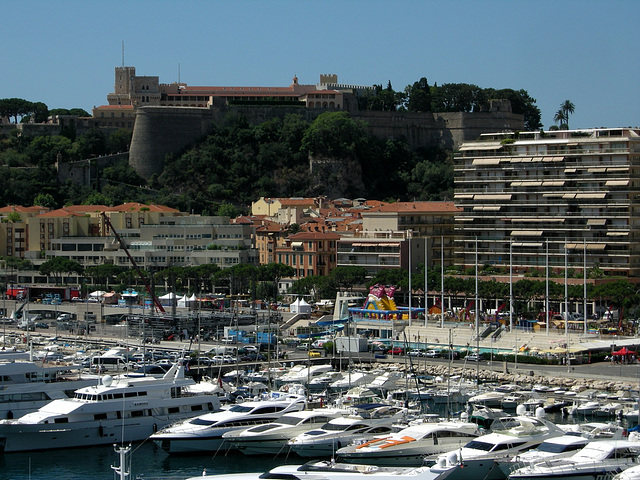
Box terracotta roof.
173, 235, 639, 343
63, 205, 110, 213
288, 231, 341, 241
365, 201, 461, 214
108, 203, 179, 213
279, 198, 318, 207
0, 205, 47, 214
37, 208, 93, 218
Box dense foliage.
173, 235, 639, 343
362, 79, 542, 131
150, 111, 453, 212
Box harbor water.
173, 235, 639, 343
0, 442, 288, 480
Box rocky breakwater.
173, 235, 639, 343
356, 362, 637, 393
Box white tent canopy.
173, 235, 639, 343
159, 292, 177, 306
290, 297, 312, 314
89, 290, 106, 298
178, 294, 198, 308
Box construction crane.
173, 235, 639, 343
101, 212, 166, 313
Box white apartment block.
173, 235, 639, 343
454, 128, 640, 277
48, 216, 258, 273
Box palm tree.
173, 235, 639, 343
553, 109, 566, 129
561, 100, 575, 129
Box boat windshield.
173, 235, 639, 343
248, 424, 279, 433
464, 440, 497, 452
280, 416, 304, 425
190, 418, 217, 426
537, 442, 585, 454
228, 405, 255, 413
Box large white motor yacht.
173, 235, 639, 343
0, 360, 98, 420
186, 460, 446, 480
150, 391, 307, 454
0, 363, 221, 452
336, 421, 480, 466
431, 413, 566, 480
288, 404, 407, 458
509, 440, 640, 480
222, 407, 350, 456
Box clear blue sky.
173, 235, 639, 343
2, 0, 638, 130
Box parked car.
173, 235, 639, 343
465, 353, 482, 362
424, 350, 441, 358
35, 322, 49, 329
308, 350, 321, 358
408, 349, 424, 357
387, 347, 405, 355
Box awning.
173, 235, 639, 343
459, 144, 503, 151
606, 231, 628, 236
474, 194, 512, 201
587, 218, 607, 226
512, 242, 544, 247
543, 180, 566, 186
473, 206, 501, 211
454, 194, 474, 199
511, 230, 543, 237
576, 192, 607, 199
472, 158, 501, 165
291, 241, 303, 248
606, 180, 629, 186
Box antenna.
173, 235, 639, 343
122, 41, 125, 67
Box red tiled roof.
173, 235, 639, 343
279, 198, 318, 207
288, 231, 341, 240
365, 201, 461, 214
0, 205, 47, 214
108, 203, 179, 213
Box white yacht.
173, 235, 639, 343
288, 404, 407, 458
0, 363, 221, 453
276, 364, 334, 387
509, 440, 640, 480
150, 391, 307, 454
0, 359, 98, 420
431, 414, 566, 480
328, 371, 377, 394
614, 465, 640, 480
336, 421, 480, 466
187, 460, 445, 480
221, 407, 349, 456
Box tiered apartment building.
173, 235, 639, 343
454, 127, 640, 277
0, 203, 258, 287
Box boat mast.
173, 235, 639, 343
111, 443, 131, 480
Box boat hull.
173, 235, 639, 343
0, 416, 171, 453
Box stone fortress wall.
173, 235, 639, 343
129, 98, 523, 178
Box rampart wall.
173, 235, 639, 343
129, 107, 212, 178
128, 102, 524, 178
57, 153, 128, 187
